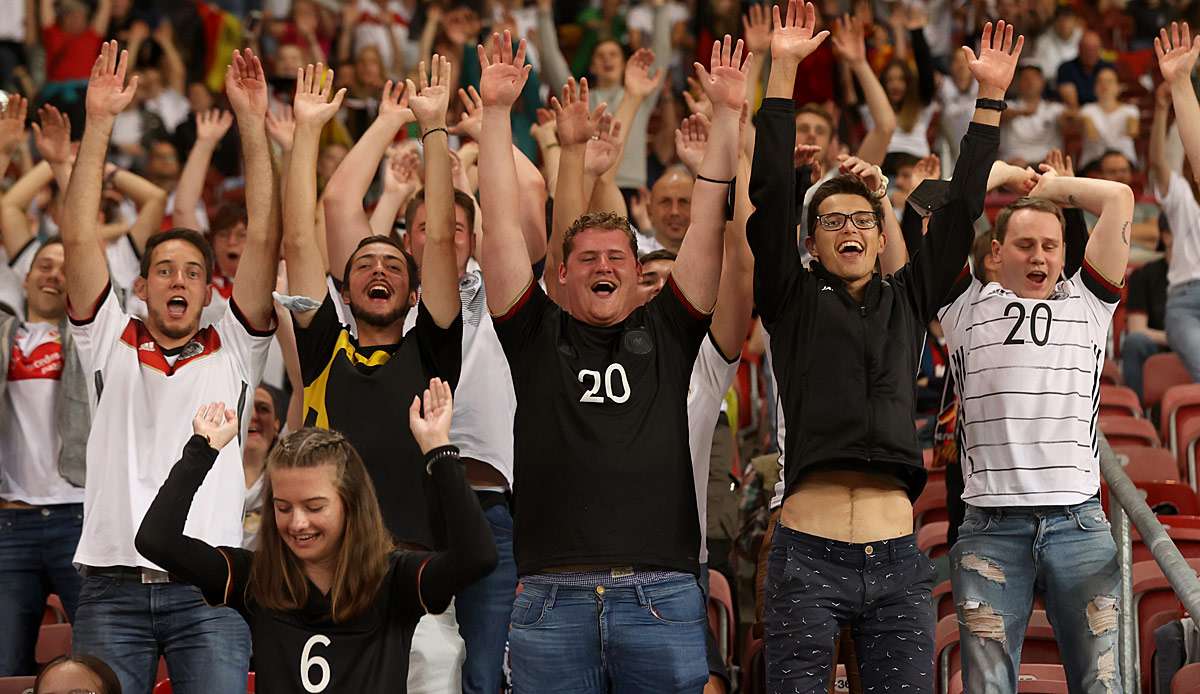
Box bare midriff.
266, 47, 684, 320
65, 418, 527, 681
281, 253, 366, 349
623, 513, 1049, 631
780, 468, 914, 543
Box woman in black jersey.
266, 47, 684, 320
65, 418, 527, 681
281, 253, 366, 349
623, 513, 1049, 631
135, 378, 496, 693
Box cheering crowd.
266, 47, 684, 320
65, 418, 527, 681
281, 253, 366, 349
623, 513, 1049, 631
2, 0, 1200, 692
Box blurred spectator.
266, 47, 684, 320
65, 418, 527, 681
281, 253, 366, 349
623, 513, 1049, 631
1032, 5, 1081, 84
1128, 0, 1188, 50
637, 165, 692, 253
41, 0, 112, 94
1056, 30, 1113, 107
240, 383, 283, 550
628, 0, 689, 86
268, 0, 333, 66
350, 0, 417, 78
1000, 64, 1071, 167
1083, 150, 1163, 257
572, 0, 627, 77
34, 655, 122, 694
0, 0, 31, 94
935, 46, 978, 164
1123, 216, 1172, 399
1080, 66, 1139, 167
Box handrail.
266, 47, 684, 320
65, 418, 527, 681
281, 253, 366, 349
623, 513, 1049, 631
1099, 432, 1200, 692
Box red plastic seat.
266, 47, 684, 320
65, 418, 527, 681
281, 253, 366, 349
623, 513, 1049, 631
917, 521, 950, 559
913, 477, 948, 529
42, 593, 66, 625
739, 626, 765, 694
706, 569, 735, 670
34, 623, 71, 666
155, 673, 255, 694
1180, 417, 1200, 489
1173, 662, 1200, 693
933, 579, 955, 620
1144, 352, 1193, 411
1139, 481, 1200, 516
1099, 416, 1160, 448
0, 677, 35, 694
1160, 384, 1200, 461
1133, 558, 1200, 692
1115, 445, 1180, 482
1101, 358, 1121, 385
1131, 521, 1200, 562
1100, 384, 1142, 418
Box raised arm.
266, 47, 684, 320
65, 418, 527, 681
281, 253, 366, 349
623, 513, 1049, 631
323, 80, 415, 274
533, 0, 572, 96
226, 49, 280, 331
174, 109, 233, 232
841, 155, 907, 274
63, 41, 138, 317
369, 147, 421, 238
153, 22, 187, 95
709, 154, 755, 359
1031, 171, 1134, 285
478, 31, 537, 314
1156, 22, 1200, 185
741, 4, 771, 106
111, 168, 168, 253
831, 15, 896, 166
0, 94, 27, 206
671, 36, 749, 314
284, 64, 347, 328
90, 0, 112, 37
1150, 82, 1173, 196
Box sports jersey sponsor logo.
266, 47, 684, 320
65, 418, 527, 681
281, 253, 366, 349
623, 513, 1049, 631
8, 339, 64, 381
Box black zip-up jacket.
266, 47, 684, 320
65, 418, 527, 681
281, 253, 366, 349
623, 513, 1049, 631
747, 97, 999, 501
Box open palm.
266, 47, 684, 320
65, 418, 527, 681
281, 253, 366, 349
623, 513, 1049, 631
406, 54, 452, 129
408, 378, 455, 453
0, 96, 28, 153
225, 48, 270, 119
478, 31, 533, 108
694, 35, 751, 112
584, 115, 622, 177
86, 41, 139, 119
624, 48, 663, 99
292, 63, 346, 128
1157, 22, 1200, 85
31, 105, 70, 164
377, 78, 415, 127
771, 0, 830, 64
831, 15, 865, 66
962, 21, 1024, 95
552, 78, 606, 146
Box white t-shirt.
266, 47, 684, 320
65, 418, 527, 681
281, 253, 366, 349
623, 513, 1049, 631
0, 240, 39, 313
1, 322, 84, 505
352, 0, 416, 77
1033, 27, 1082, 82
1156, 171, 1200, 288
144, 89, 192, 134
402, 263, 515, 487
628, 2, 689, 70
688, 334, 740, 563
937, 77, 978, 153
1000, 99, 1066, 164
242, 472, 264, 550
0, 0, 24, 42
861, 103, 937, 158
70, 287, 273, 569
938, 268, 1118, 507
764, 333, 787, 510
1080, 102, 1139, 168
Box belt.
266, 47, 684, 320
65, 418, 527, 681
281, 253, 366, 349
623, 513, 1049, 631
80, 565, 177, 584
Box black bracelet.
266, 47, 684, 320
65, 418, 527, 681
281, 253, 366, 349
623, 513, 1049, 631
975, 98, 1007, 112
696, 173, 734, 185
424, 444, 461, 475
421, 127, 449, 142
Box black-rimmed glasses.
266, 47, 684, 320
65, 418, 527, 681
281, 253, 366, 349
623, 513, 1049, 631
816, 211, 879, 231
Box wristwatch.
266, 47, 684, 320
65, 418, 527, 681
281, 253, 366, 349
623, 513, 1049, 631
975, 98, 1008, 112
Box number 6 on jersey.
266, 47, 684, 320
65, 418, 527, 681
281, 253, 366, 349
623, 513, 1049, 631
301, 634, 331, 692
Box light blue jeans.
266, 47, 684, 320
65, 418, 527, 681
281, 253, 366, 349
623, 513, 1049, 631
508, 576, 709, 693
951, 498, 1122, 694
1166, 280, 1200, 382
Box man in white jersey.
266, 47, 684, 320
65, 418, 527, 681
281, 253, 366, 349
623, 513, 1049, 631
63, 43, 280, 694
938, 167, 1134, 689
0, 238, 88, 676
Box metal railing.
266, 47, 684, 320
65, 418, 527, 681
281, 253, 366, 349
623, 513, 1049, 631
1100, 433, 1200, 692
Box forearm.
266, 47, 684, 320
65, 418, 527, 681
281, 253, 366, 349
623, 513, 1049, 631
369, 189, 413, 237
746, 98, 799, 317
1171, 79, 1200, 180
587, 175, 626, 216
324, 118, 404, 271
421, 128, 460, 328
550, 142, 586, 276
514, 146, 549, 262
610, 90, 646, 182
878, 194, 907, 275
63, 120, 115, 306
536, 7, 572, 96
283, 127, 329, 315
1051, 176, 1134, 282
1039, 176, 1132, 217
1150, 106, 1171, 195
766, 58, 799, 99
479, 108, 534, 313
853, 61, 897, 165
0, 161, 52, 256
674, 108, 739, 312
235, 117, 281, 315
949, 122, 1001, 218
175, 140, 218, 231
159, 43, 187, 94
710, 157, 755, 358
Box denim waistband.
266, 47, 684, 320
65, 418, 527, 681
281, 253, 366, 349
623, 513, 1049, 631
523, 569, 689, 588
966, 496, 1100, 518
774, 523, 920, 568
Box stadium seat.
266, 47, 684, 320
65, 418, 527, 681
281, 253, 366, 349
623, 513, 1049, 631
1099, 416, 1160, 447
914, 477, 948, 529
1131, 521, 1200, 562
739, 626, 765, 694
936, 610, 1061, 694
933, 579, 955, 620
1181, 417, 1200, 489
0, 677, 35, 694
1115, 446, 1180, 482
1138, 481, 1200, 516
1100, 384, 1142, 418
948, 664, 1070, 693
1159, 384, 1200, 461
34, 623, 71, 666
706, 569, 735, 670
1101, 358, 1121, 385
1144, 353, 1193, 412
1173, 662, 1200, 693
1133, 558, 1200, 692
42, 594, 66, 625
917, 521, 950, 559
154, 673, 255, 694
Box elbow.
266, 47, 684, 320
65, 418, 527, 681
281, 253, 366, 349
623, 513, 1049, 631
134, 523, 163, 564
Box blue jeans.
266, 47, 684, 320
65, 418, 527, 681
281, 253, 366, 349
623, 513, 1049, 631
456, 501, 518, 694
1166, 281, 1200, 382
72, 576, 251, 694
1121, 331, 1168, 400
951, 498, 1122, 694
508, 576, 709, 693
0, 504, 83, 676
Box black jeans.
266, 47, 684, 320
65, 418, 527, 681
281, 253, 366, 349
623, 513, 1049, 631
763, 524, 937, 694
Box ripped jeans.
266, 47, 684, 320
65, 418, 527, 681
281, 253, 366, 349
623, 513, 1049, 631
950, 499, 1122, 693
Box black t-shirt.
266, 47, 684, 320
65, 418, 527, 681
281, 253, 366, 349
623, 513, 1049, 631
1127, 258, 1169, 331
293, 292, 462, 548
493, 279, 709, 575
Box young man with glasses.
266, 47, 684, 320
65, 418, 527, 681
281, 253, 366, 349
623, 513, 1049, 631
748, 4, 1020, 692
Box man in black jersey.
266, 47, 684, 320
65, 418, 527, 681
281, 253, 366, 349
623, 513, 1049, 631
477, 30, 744, 692
281, 58, 462, 551
750, 3, 1021, 693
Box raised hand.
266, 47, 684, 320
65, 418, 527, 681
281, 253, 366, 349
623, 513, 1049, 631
0, 95, 28, 153
477, 30, 533, 109
831, 15, 866, 67
624, 48, 663, 99
529, 106, 558, 147
1043, 148, 1074, 177
694, 35, 752, 114
838, 155, 885, 196
265, 106, 295, 151
675, 113, 709, 174
629, 187, 653, 232
383, 146, 422, 195
794, 143, 824, 183
770, 0, 830, 64
378, 77, 416, 128
452, 85, 484, 140
408, 378, 454, 454
684, 76, 714, 120
196, 108, 234, 145
407, 54, 452, 130
1156, 21, 1200, 86
742, 3, 772, 54
961, 20, 1024, 99
86, 41, 140, 121
192, 402, 240, 451
584, 114, 622, 177
292, 63, 347, 130
1155, 81, 1172, 112
225, 48, 270, 120
551, 77, 607, 147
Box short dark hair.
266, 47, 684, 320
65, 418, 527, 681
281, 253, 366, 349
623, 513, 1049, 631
209, 202, 248, 235
402, 189, 477, 237
883, 152, 922, 179
32, 235, 64, 263
993, 197, 1066, 244
1085, 149, 1136, 175
341, 235, 420, 291
806, 175, 885, 240
639, 249, 678, 264
795, 104, 835, 132
141, 228, 215, 283
35, 654, 122, 694
562, 212, 638, 264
